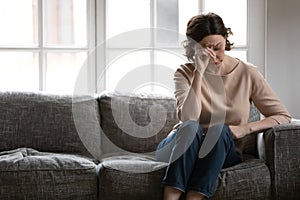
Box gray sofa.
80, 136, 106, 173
0, 92, 100, 199
0, 91, 299, 199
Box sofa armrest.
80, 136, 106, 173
263, 124, 300, 199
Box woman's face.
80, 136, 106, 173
199, 34, 226, 67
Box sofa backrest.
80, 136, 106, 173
0, 91, 260, 160
98, 91, 178, 157
0, 92, 101, 158
98, 91, 261, 158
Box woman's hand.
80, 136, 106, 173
229, 118, 280, 140
194, 45, 218, 74
228, 125, 248, 139
194, 45, 210, 73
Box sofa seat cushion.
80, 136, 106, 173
211, 158, 271, 199
99, 156, 270, 200
0, 148, 98, 200
99, 155, 167, 200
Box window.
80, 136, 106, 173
103, 0, 199, 96
102, 0, 263, 96
202, 0, 248, 61
0, 0, 265, 94
0, 0, 94, 94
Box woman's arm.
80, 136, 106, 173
229, 66, 291, 138
229, 117, 280, 139
179, 71, 203, 121
175, 47, 211, 122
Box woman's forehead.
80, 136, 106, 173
200, 35, 224, 47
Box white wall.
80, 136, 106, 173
266, 0, 300, 118
248, 0, 266, 76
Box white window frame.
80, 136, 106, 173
0, 0, 266, 94
97, 0, 191, 94
96, 0, 266, 93
0, 0, 96, 93
200, 0, 266, 75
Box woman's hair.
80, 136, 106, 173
183, 12, 233, 62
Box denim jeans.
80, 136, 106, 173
156, 120, 241, 198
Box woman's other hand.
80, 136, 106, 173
228, 125, 248, 139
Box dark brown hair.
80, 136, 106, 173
183, 12, 233, 62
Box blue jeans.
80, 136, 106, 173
156, 120, 241, 198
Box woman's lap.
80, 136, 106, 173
156, 120, 241, 197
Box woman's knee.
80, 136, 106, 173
156, 121, 202, 161
205, 124, 232, 147
174, 120, 204, 149
178, 120, 203, 138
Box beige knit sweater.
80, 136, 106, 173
174, 60, 291, 129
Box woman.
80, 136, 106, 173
156, 13, 291, 200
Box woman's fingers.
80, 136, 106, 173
194, 45, 209, 67
204, 47, 216, 60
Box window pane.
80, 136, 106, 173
155, 49, 187, 70
45, 52, 87, 94
179, 0, 199, 35
0, 0, 38, 46
105, 50, 150, 92
43, 0, 88, 47
106, 0, 150, 39
0, 52, 39, 91
156, 0, 179, 44
152, 49, 188, 96
204, 0, 247, 46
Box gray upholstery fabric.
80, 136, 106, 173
99, 155, 167, 200
98, 92, 178, 155
99, 156, 270, 200
0, 148, 98, 200
0, 91, 100, 158
98, 92, 269, 200
98, 92, 260, 157
1, 91, 298, 200
211, 159, 271, 200
264, 124, 300, 199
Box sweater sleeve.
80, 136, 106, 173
173, 64, 195, 120
250, 67, 291, 124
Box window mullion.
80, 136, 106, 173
38, 0, 45, 91
96, 0, 106, 92
150, 0, 156, 92
199, 0, 204, 13
86, 0, 96, 93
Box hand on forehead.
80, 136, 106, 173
199, 35, 225, 48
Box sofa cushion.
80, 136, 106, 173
98, 91, 178, 155
0, 92, 101, 158
211, 159, 271, 199
99, 156, 270, 200
98, 91, 261, 157
99, 155, 167, 200
0, 148, 98, 200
